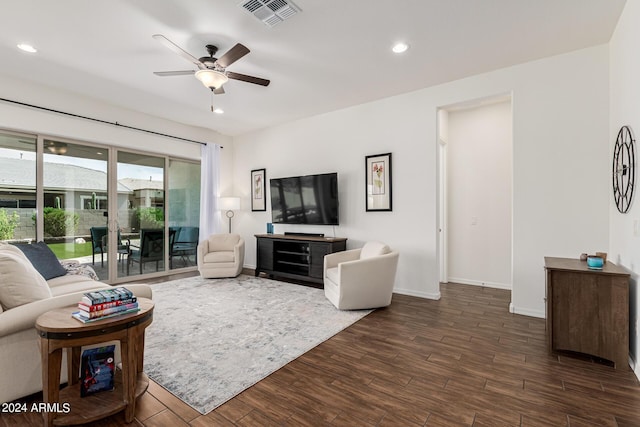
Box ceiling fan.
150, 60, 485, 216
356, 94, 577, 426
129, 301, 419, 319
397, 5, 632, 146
152, 34, 270, 94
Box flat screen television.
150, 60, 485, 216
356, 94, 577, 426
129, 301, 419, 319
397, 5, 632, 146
270, 172, 339, 225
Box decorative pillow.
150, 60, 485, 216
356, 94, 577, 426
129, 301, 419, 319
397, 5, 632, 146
0, 249, 52, 310
360, 241, 391, 259
13, 241, 68, 280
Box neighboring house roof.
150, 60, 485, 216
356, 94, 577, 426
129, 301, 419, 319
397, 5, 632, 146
0, 158, 132, 193
118, 178, 164, 191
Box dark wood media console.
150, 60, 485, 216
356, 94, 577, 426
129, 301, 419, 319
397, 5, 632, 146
255, 234, 347, 285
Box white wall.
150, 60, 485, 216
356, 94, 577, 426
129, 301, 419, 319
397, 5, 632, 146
609, 0, 640, 374
233, 44, 610, 313
447, 101, 512, 289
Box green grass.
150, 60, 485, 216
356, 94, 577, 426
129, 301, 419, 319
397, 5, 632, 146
47, 242, 93, 260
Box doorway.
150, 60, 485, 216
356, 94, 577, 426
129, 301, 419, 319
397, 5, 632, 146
437, 94, 513, 289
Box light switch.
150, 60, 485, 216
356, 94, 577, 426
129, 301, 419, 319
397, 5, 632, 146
471, 217, 478, 226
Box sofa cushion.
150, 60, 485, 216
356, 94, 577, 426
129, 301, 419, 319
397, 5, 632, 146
14, 241, 67, 280
0, 242, 27, 257
360, 241, 391, 259
0, 248, 52, 310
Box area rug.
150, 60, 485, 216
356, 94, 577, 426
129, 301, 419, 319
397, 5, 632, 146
143, 274, 371, 414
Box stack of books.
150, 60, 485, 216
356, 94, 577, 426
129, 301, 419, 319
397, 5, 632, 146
72, 287, 139, 323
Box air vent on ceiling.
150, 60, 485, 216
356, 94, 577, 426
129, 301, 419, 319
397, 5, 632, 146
239, 0, 301, 28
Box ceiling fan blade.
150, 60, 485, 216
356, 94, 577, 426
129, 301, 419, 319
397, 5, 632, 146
152, 34, 203, 69
153, 70, 196, 77
213, 86, 225, 95
215, 43, 250, 68
226, 71, 270, 87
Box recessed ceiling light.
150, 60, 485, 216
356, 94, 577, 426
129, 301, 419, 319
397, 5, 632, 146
17, 43, 37, 53
213, 108, 224, 114
392, 42, 409, 54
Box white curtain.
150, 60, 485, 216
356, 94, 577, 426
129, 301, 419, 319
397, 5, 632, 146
199, 143, 222, 241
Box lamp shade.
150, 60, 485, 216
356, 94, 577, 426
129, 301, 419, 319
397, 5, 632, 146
195, 69, 229, 89
219, 197, 240, 211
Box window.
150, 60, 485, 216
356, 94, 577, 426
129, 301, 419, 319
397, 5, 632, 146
0, 132, 36, 242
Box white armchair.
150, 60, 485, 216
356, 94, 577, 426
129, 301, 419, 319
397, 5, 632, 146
197, 233, 245, 278
323, 241, 399, 310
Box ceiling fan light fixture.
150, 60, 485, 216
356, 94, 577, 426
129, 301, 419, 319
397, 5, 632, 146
44, 141, 68, 155
195, 69, 229, 89
17, 43, 37, 53
392, 42, 409, 54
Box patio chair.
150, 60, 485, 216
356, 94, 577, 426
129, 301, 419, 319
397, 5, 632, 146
128, 228, 176, 274
171, 226, 199, 267
89, 226, 108, 267
101, 232, 130, 270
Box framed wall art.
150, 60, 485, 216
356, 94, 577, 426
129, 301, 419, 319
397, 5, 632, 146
251, 168, 266, 211
365, 152, 392, 211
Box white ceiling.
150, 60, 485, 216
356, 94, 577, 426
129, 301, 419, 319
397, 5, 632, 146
0, 0, 626, 137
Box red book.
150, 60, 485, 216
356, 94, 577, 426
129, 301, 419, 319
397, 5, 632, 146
78, 297, 137, 312
76, 302, 139, 319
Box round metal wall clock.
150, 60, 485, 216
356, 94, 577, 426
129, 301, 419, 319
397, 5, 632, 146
612, 125, 636, 213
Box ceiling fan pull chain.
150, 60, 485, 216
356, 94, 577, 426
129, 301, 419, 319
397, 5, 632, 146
210, 89, 214, 112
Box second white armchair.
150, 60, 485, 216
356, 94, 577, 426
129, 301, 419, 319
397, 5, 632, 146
323, 241, 399, 310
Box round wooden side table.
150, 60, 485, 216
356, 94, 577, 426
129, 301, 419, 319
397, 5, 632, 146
35, 297, 154, 426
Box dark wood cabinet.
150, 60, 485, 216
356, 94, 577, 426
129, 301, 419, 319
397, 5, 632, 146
544, 257, 630, 369
255, 234, 347, 285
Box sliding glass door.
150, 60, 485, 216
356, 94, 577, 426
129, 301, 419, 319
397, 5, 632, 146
42, 140, 110, 279
168, 159, 201, 270
0, 127, 200, 282
116, 151, 166, 279
0, 132, 36, 244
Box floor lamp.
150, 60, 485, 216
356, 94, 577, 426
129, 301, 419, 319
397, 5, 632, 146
219, 197, 240, 233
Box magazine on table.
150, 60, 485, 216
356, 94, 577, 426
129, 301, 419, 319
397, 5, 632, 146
80, 345, 116, 397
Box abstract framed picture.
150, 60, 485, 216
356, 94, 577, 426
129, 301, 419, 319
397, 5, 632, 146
365, 152, 392, 211
251, 168, 266, 211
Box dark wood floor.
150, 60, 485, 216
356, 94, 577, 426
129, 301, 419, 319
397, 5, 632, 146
5, 282, 640, 426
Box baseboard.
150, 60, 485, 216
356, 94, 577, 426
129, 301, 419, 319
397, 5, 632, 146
393, 287, 441, 300
447, 277, 512, 290
509, 304, 545, 319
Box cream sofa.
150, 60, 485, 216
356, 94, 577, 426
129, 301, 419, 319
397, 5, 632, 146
0, 242, 152, 403
197, 233, 245, 278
